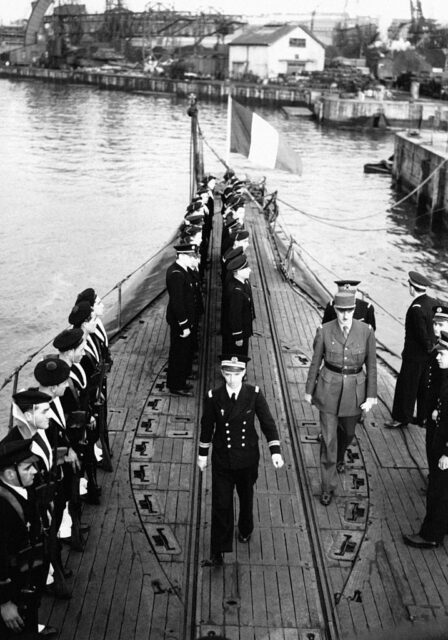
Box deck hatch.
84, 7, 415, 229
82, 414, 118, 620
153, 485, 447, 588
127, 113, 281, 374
144, 524, 181, 554
328, 530, 363, 561
132, 438, 155, 460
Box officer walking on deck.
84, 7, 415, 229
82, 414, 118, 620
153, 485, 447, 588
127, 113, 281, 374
305, 291, 377, 506
385, 271, 437, 429
197, 355, 284, 566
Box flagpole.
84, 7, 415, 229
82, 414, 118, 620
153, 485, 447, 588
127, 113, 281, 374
225, 94, 232, 167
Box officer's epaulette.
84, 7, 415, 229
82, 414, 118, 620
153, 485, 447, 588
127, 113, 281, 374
412, 304, 422, 308
208, 389, 213, 398
367, 301, 372, 308
255, 385, 259, 393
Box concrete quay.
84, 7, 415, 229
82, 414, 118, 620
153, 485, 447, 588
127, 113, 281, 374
0, 65, 309, 106
315, 94, 448, 129
393, 130, 448, 231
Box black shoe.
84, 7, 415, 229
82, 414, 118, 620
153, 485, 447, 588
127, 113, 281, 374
39, 626, 59, 637
169, 388, 193, 397
238, 532, 251, 543
384, 420, 408, 429
402, 533, 439, 548
210, 552, 223, 566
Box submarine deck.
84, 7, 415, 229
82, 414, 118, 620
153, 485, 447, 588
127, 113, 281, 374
41, 198, 448, 640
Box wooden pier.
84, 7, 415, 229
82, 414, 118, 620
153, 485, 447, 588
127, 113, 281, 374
40, 197, 448, 639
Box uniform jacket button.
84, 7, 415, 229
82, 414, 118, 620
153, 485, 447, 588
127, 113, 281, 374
242, 443, 245, 447
227, 444, 231, 448
225, 423, 229, 426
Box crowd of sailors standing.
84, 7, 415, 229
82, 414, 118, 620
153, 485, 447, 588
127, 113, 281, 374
0, 290, 112, 638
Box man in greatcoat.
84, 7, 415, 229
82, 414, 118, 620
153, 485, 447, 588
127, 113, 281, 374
305, 291, 377, 506
322, 279, 376, 330
165, 243, 198, 396
222, 253, 255, 357
403, 330, 448, 548
197, 355, 284, 566
385, 271, 438, 429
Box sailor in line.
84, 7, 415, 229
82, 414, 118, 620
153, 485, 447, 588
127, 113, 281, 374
385, 271, 438, 429
197, 354, 284, 566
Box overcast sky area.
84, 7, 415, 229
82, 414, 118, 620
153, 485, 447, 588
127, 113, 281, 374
1, 0, 448, 29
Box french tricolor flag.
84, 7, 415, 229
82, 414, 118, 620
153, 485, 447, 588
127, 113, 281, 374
229, 98, 302, 176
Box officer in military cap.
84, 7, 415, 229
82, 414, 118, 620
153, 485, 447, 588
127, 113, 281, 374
197, 355, 284, 566
222, 253, 255, 356
165, 243, 198, 396
0, 438, 57, 638
385, 271, 438, 429
403, 330, 448, 549
305, 292, 377, 506
323, 280, 376, 330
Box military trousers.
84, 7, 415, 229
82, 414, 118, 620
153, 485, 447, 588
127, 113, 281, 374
166, 326, 193, 391
391, 357, 430, 425
211, 461, 258, 554
420, 461, 448, 544
319, 411, 360, 492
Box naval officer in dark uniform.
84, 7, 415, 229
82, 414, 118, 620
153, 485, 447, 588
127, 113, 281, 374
197, 355, 284, 566
385, 271, 438, 429
322, 279, 376, 330
403, 331, 448, 548
222, 253, 255, 356
165, 243, 198, 396
305, 292, 377, 506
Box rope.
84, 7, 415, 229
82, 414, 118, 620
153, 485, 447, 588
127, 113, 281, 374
197, 123, 230, 171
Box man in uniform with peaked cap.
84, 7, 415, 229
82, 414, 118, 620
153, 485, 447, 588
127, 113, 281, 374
197, 354, 284, 566
305, 292, 377, 506
0, 438, 57, 638
386, 271, 438, 429
403, 330, 448, 549
165, 243, 198, 396
222, 253, 255, 356
323, 279, 376, 330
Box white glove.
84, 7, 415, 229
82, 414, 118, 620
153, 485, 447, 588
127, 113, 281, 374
271, 454, 284, 469
180, 328, 191, 338
304, 393, 312, 404
432, 409, 438, 421
360, 397, 375, 413
197, 455, 208, 471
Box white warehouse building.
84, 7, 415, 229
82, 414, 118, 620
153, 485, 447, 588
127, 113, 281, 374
228, 23, 325, 79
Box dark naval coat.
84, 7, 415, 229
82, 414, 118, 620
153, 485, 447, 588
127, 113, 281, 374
402, 293, 437, 362
165, 262, 195, 334
305, 319, 377, 416
199, 383, 280, 469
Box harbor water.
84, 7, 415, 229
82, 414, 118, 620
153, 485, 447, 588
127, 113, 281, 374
2, 78, 448, 381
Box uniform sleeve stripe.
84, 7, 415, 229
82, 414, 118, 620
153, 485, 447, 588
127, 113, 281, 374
268, 440, 280, 447
199, 442, 211, 448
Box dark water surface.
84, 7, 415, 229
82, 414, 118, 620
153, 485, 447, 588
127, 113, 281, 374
1, 79, 448, 380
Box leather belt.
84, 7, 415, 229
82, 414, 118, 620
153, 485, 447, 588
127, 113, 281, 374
325, 362, 362, 375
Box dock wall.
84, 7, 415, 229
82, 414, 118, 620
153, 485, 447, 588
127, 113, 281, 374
316, 95, 444, 129
0, 66, 310, 106
393, 132, 448, 231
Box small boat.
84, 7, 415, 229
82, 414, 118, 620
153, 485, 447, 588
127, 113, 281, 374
363, 158, 393, 174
